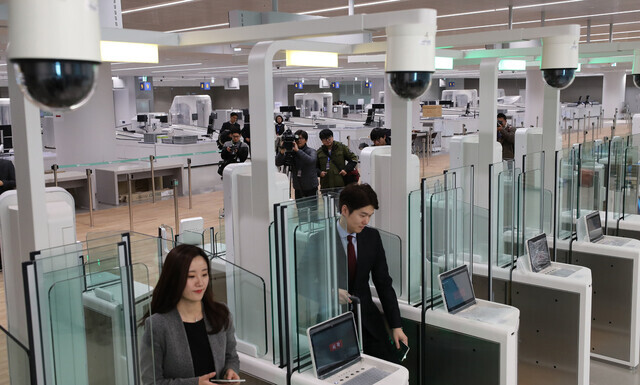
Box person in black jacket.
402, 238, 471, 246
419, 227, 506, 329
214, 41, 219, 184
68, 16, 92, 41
336, 184, 406, 363
497, 113, 515, 160
218, 128, 249, 176
217, 112, 240, 149
0, 159, 16, 195
275, 130, 318, 199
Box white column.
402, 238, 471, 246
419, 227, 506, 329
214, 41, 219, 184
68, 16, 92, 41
602, 71, 627, 120
388, 87, 414, 299
246, 42, 279, 280
525, 67, 545, 127
6, 64, 50, 344
477, 58, 500, 209
542, 85, 561, 192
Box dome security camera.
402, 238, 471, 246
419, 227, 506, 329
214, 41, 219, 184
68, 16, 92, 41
633, 49, 640, 89
540, 34, 579, 90
385, 17, 437, 100
8, 0, 101, 112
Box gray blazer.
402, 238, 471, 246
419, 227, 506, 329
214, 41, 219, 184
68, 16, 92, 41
140, 308, 240, 385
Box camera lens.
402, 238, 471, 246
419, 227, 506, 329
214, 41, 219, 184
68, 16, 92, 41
13, 59, 100, 112
386, 71, 432, 100
541, 68, 576, 90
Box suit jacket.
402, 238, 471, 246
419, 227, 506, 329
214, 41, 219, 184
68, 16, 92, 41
337, 226, 402, 341
140, 307, 240, 385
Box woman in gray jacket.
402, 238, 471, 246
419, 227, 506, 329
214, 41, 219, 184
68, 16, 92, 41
140, 244, 241, 384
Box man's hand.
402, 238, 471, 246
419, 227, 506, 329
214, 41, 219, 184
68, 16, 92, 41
293, 141, 299, 152
338, 289, 352, 305
198, 371, 216, 385
245, 137, 250, 143
391, 328, 408, 350
320, 171, 327, 178
224, 368, 240, 382
339, 170, 347, 176
226, 146, 233, 152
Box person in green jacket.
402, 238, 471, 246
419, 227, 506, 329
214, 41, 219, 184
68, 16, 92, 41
317, 128, 358, 189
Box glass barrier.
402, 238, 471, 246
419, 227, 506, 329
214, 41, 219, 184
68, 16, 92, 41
556, 147, 578, 241
209, 255, 268, 358
270, 193, 341, 368
293, 218, 344, 373
604, 138, 626, 222
495, 165, 520, 268
48, 263, 151, 385
407, 189, 422, 305
517, 168, 545, 255
544, 189, 553, 235
0, 326, 32, 385
424, 188, 472, 308
378, 229, 403, 297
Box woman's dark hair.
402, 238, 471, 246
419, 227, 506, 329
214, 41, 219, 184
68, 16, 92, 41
275, 115, 283, 123
146, 244, 230, 334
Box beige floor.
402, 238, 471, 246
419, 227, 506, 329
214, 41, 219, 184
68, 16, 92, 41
0, 119, 634, 384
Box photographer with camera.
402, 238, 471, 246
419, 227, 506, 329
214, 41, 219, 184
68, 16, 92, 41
496, 113, 515, 160
218, 127, 249, 176
276, 129, 318, 199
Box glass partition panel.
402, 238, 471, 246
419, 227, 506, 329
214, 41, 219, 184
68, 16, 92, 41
268, 221, 281, 366
209, 255, 268, 358
0, 326, 32, 385
544, 189, 553, 235
496, 166, 520, 268
605, 138, 627, 221
293, 218, 344, 373
48, 263, 151, 385
407, 189, 422, 305
425, 188, 470, 308
556, 147, 578, 240
378, 229, 402, 297
519, 169, 545, 250
622, 164, 640, 217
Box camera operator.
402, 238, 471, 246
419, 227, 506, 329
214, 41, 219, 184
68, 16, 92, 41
218, 127, 249, 176
275, 129, 318, 199
496, 113, 515, 160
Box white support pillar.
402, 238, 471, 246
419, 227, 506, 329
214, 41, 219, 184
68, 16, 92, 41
478, 58, 500, 209
602, 71, 627, 120
542, 84, 561, 192
525, 67, 545, 127
6, 64, 50, 344
388, 87, 415, 300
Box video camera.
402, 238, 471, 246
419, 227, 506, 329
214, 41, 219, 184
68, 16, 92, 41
281, 128, 297, 152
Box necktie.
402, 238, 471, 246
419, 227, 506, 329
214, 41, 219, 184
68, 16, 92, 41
347, 235, 357, 286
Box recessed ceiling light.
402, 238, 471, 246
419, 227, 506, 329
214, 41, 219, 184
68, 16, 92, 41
122, 0, 196, 15
112, 63, 203, 71
298, 0, 404, 16
164, 23, 229, 33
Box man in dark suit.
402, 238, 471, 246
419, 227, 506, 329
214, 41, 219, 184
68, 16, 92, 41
336, 184, 407, 363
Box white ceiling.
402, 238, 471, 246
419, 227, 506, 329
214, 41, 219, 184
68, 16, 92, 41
1, 0, 639, 82
112, 0, 640, 82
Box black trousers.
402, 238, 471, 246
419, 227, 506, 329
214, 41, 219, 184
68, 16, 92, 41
362, 327, 400, 364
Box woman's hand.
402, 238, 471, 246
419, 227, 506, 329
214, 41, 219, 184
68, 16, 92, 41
224, 368, 241, 382
198, 371, 216, 385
